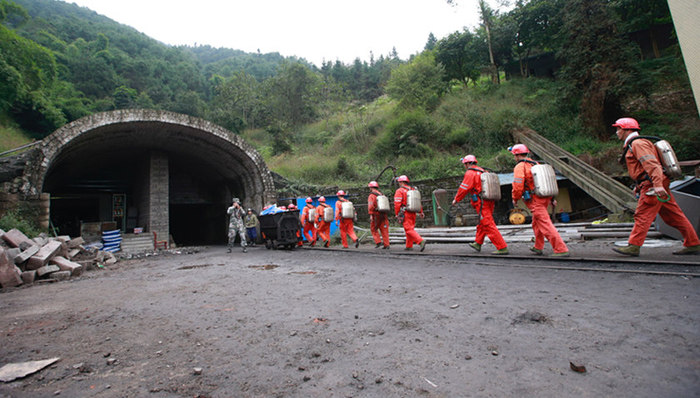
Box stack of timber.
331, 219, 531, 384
389, 222, 660, 244
513, 129, 637, 214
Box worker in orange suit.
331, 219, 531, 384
334, 190, 360, 248
612, 117, 700, 256
368, 181, 390, 249
315, 196, 332, 247
510, 144, 569, 256
301, 197, 317, 246
452, 155, 508, 255
394, 175, 427, 251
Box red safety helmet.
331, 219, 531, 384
288, 203, 297, 210
318, 196, 326, 202
305, 197, 313, 203
612, 117, 640, 130
337, 190, 346, 196
368, 181, 379, 188
397, 175, 410, 182
461, 154, 477, 164
508, 144, 529, 155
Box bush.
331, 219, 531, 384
0, 208, 42, 238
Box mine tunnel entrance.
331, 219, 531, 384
44, 148, 240, 246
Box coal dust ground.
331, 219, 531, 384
1, 245, 698, 397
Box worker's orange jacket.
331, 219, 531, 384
301, 204, 314, 224
623, 137, 666, 190
512, 158, 537, 201
367, 189, 385, 215
393, 185, 423, 216
454, 166, 483, 203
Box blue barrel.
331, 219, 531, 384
559, 212, 570, 223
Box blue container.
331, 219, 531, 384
559, 212, 570, 223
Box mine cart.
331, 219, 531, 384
259, 210, 302, 250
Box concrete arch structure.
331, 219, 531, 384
17, 109, 276, 245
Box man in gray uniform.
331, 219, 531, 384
227, 198, 247, 253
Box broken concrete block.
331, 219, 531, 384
36, 264, 60, 277
33, 236, 48, 247
26, 241, 62, 271
104, 252, 117, 265
19, 240, 34, 251
0, 248, 23, 288
76, 260, 95, 271
2, 229, 33, 248
14, 244, 39, 266
55, 235, 71, 243
5, 248, 21, 263
49, 271, 71, 281
0, 228, 5, 239
50, 256, 83, 276
21, 270, 36, 284
68, 237, 85, 248
67, 248, 80, 259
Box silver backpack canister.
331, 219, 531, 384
307, 208, 316, 223
480, 172, 501, 201
654, 140, 682, 179
406, 189, 422, 212
323, 206, 334, 222
376, 195, 390, 212
341, 201, 355, 219
531, 164, 559, 197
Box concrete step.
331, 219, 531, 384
120, 234, 154, 254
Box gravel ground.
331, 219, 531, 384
0, 240, 698, 397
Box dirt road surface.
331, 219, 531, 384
1, 244, 698, 397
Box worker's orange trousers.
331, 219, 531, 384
370, 213, 390, 247
338, 218, 358, 247
302, 221, 316, 244
472, 199, 507, 250
525, 195, 568, 253
402, 212, 423, 248
629, 189, 700, 247
317, 221, 330, 246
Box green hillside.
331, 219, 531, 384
1, 0, 698, 185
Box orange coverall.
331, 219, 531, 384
624, 138, 700, 247
394, 185, 424, 249
512, 159, 568, 254
368, 189, 390, 247
315, 203, 331, 247
335, 198, 358, 248
301, 204, 317, 245
454, 166, 507, 250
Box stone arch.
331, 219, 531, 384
22, 109, 275, 245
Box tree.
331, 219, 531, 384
264, 62, 320, 126
435, 30, 483, 86
556, 0, 636, 138
386, 52, 447, 110
478, 0, 500, 84
425, 33, 438, 51
208, 71, 259, 132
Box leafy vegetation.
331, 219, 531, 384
0, 0, 697, 187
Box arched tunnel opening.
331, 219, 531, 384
38, 113, 274, 248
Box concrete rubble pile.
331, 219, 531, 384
0, 228, 118, 289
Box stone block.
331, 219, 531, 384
104, 252, 117, 265
67, 249, 80, 259
2, 229, 33, 248
33, 237, 48, 247
49, 271, 71, 281
36, 264, 60, 277
21, 270, 36, 284
5, 248, 21, 263
0, 228, 5, 239
19, 241, 34, 251
76, 260, 95, 271
50, 256, 83, 276
68, 237, 85, 248
14, 244, 39, 266
27, 241, 62, 270
0, 248, 23, 288
55, 235, 71, 243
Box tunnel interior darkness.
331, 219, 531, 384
42, 120, 259, 246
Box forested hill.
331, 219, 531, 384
1, 0, 698, 186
